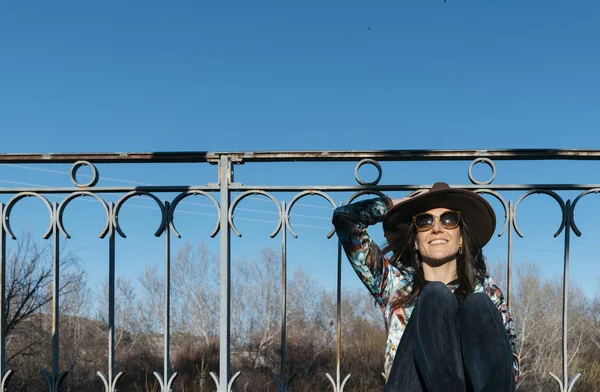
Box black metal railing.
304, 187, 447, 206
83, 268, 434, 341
0, 149, 596, 392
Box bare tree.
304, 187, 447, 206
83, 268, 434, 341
232, 248, 282, 363
1, 231, 84, 391
4, 232, 82, 361
171, 243, 219, 348
591, 279, 600, 353
5, 232, 82, 339
4, 239, 593, 392
96, 277, 146, 357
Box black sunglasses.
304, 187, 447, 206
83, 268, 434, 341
412, 211, 462, 232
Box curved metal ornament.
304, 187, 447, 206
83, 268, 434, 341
286, 190, 337, 238
1, 369, 13, 391
229, 190, 282, 238
112, 191, 167, 238
153, 371, 178, 392
567, 373, 582, 392
569, 188, 600, 237
354, 159, 383, 186
549, 371, 581, 392
468, 158, 497, 185
3, 192, 54, 239
69, 160, 99, 188
41, 370, 69, 392
325, 372, 351, 392
169, 190, 221, 238
271, 372, 296, 392
473, 189, 510, 237
513, 190, 567, 238
209, 371, 241, 392
57, 191, 111, 239
96, 371, 124, 392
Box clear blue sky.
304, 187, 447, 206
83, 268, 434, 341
1, 1, 599, 152
1, 1, 600, 300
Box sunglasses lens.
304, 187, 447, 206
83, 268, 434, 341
440, 211, 460, 228
414, 214, 434, 230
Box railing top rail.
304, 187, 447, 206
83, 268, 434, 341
1, 149, 600, 163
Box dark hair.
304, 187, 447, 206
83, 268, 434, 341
383, 219, 487, 310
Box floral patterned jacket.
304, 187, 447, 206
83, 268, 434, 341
332, 197, 519, 383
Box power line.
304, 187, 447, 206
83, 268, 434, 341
0, 180, 332, 230
0, 164, 336, 215
5, 175, 600, 261
7, 164, 600, 241
3, 164, 155, 185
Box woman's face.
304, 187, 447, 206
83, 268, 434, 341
415, 208, 462, 265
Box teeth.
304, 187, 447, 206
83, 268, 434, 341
430, 239, 448, 245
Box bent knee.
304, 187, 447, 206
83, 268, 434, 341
422, 281, 453, 296
458, 293, 499, 323
462, 292, 494, 310
419, 281, 456, 308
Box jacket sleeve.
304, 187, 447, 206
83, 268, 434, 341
332, 197, 393, 307
486, 276, 520, 384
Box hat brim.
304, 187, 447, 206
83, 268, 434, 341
383, 188, 496, 248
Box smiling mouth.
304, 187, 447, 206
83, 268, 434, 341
429, 239, 448, 245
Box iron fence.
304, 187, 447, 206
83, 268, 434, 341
0, 149, 596, 392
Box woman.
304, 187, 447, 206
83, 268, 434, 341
332, 182, 519, 392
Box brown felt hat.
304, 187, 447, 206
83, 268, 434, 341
382, 182, 496, 248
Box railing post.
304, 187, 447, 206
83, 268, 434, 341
549, 199, 581, 391
0, 203, 11, 390
507, 200, 513, 309
219, 155, 232, 392
108, 203, 116, 387
280, 200, 288, 389
41, 202, 68, 391
326, 203, 351, 392
163, 201, 174, 391
562, 200, 571, 389
0, 203, 6, 377
51, 202, 60, 387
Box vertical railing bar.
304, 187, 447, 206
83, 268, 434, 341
51, 202, 60, 387
0, 203, 6, 379
280, 200, 287, 387
108, 202, 116, 386
336, 202, 343, 388
561, 200, 572, 388
164, 200, 172, 390
507, 200, 513, 309
219, 155, 232, 392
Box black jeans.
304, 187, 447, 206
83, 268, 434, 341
383, 282, 515, 392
